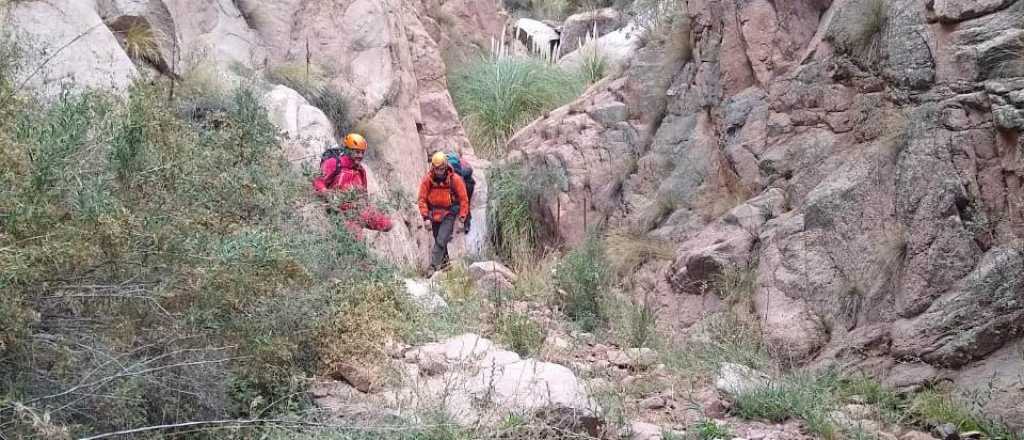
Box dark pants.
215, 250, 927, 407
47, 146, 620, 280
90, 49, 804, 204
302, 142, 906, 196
430, 215, 457, 269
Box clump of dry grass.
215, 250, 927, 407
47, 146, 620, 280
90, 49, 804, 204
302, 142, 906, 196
113, 20, 163, 61
710, 263, 758, 307
604, 228, 676, 276
316, 280, 409, 373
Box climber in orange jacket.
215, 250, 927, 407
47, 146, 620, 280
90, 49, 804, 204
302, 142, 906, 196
418, 152, 470, 272
313, 133, 393, 238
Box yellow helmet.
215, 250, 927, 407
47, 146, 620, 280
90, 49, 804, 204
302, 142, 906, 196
343, 133, 367, 151
430, 151, 447, 168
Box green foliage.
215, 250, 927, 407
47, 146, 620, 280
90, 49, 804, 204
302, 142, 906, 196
495, 311, 545, 357
732, 371, 841, 439
449, 56, 584, 157
579, 43, 609, 85
486, 162, 562, 267
909, 389, 1021, 439
836, 374, 906, 425
710, 264, 757, 306
553, 236, 611, 332
0, 66, 397, 437
625, 294, 658, 348
693, 419, 731, 440
660, 312, 771, 377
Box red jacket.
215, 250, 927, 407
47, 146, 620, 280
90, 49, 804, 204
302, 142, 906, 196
314, 154, 392, 233
418, 167, 470, 223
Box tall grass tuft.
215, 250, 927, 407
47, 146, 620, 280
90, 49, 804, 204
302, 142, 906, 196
909, 388, 1021, 439
604, 228, 675, 276
486, 162, 563, 267
553, 236, 611, 331
449, 56, 584, 157
732, 371, 842, 439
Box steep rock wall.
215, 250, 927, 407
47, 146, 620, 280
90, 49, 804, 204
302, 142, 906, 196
508, 0, 1024, 427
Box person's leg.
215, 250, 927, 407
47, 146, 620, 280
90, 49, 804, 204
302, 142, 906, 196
430, 215, 455, 269
430, 219, 442, 269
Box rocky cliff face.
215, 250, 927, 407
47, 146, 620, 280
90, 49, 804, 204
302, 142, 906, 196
5, 0, 502, 266
509, 0, 1023, 427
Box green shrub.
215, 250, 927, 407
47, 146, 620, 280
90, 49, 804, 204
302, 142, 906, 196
487, 162, 562, 267
693, 419, 731, 440
0, 72, 398, 438
909, 389, 1020, 439
553, 236, 611, 331
732, 371, 841, 439
660, 311, 771, 378
449, 56, 584, 157
710, 263, 757, 306
495, 311, 545, 357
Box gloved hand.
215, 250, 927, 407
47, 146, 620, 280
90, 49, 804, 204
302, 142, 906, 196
459, 218, 469, 234
423, 217, 432, 229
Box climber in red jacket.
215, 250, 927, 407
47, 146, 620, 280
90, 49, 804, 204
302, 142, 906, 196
313, 133, 393, 238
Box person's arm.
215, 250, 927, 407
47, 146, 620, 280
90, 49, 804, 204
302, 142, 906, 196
417, 177, 431, 220
313, 158, 335, 194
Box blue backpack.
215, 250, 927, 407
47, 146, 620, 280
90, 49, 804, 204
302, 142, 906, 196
444, 152, 475, 201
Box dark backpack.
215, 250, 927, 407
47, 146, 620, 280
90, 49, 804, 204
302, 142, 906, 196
320, 147, 346, 188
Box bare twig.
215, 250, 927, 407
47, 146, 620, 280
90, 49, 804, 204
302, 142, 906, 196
14, 358, 237, 408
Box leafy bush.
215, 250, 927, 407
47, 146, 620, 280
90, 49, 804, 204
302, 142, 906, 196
693, 419, 731, 440
486, 162, 562, 267
449, 56, 584, 157
553, 236, 611, 331
0, 63, 399, 437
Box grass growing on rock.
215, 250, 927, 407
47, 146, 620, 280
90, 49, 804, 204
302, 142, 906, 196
449, 56, 585, 157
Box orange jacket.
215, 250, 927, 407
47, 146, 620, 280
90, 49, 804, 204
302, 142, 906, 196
418, 167, 470, 223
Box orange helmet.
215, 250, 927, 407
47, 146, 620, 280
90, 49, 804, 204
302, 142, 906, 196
343, 133, 367, 151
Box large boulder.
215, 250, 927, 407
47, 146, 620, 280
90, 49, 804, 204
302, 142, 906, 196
559, 8, 624, 54
263, 85, 335, 166
558, 22, 644, 74
668, 188, 786, 294
513, 18, 561, 59
7, 0, 137, 98
928, 0, 1018, 22
381, 334, 598, 426
715, 363, 772, 397
891, 243, 1024, 368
